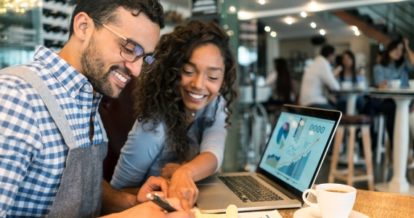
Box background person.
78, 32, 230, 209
0, 0, 191, 217
299, 44, 340, 109
373, 38, 414, 148
335, 50, 367, 113
266, 57, 298, 105
110, 20, 237, 209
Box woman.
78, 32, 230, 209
337, 50, 366, 85
374, 38, 414, 88
272, 57, 297, 104
110, 20, 237, 208
373, 38, 414, 146
335, 50, 367, 113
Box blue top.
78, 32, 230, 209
339, 74, 366, 83
0, 47, 104, 217
111, 96, 227, 189
373, 61, 414, 87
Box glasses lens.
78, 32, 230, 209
144, 55, 155, 65
134, 45, 144, 57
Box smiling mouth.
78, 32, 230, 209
188, 91, 206, 100
111, 69, 131, 88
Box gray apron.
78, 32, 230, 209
0, 67, 108, 218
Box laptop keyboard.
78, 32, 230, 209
218, 175, 283, 202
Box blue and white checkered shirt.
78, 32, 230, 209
0, 46, 105, 217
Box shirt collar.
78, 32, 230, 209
33, 46, 97, 98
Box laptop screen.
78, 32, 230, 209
258, 109, 337, 193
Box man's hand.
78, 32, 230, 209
103, 198, 194, 218
137, 176, 169, 203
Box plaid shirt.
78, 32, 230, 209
0, 46, 105, 217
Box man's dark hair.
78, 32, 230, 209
320, 44, 335, 58
69, 0, 164, 36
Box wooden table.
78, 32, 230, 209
278, 190, 414, 218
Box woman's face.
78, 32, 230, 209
389, 43, 404, 61
342, 53, 353, 68
179, 43, 225, 113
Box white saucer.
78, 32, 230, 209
293, 207, 368, 218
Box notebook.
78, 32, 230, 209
196, 105, 342, 213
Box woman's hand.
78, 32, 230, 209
403, 38, 410, 51
137, 176, 169, 203
377, 80, 388, 89
167, 166, 199, 210
161, 163, 182, 179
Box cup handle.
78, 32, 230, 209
302, 189, 318, 208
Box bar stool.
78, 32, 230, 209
329, 115, 374, 190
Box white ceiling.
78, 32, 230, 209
161, 0, 412, 39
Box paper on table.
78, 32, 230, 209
238, 210, 282, 218
194, 205, 282, 218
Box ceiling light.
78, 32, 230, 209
238, 11, 255, 20
270, 31, 277, 38
307, 0, 321, 12
300, 11, 308, 18
310, 22, 317, 29
228, 5, 237, 14
264, 26, 271, 32
227, 30, 234, 36
0, 0, 41, 14
354, 30, 361, 36
257, 0, 266, 5
351, 25, 359, 32
319, 29, 326, 36
283, 16, 296, 25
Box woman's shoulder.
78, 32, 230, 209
131, 119, 167, 138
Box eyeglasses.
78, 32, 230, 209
101, 23, 155, 65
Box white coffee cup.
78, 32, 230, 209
302, 183, 356, 218
356, 80, 366, 90
341, 81, 353, 90
409, 80, 414, 90
389, 79, 401, 89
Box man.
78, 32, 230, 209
299, 44, 340, 109
0, 0, 191, 217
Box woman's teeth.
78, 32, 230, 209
189, 92, 204, 99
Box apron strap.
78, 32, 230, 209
0, 66, 77, 149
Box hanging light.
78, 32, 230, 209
0, 0, 41, 14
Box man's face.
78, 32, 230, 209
327, 53, 336, 65
81, 7, 160, 98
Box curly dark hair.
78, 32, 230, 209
69, 0, 164, 36
132, 20, 237, 162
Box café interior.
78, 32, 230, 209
1, 0, 414, 217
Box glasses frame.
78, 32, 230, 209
99, 23, 155, 64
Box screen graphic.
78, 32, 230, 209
259, 112, 335, 192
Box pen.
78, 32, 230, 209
146, 193, 177, 212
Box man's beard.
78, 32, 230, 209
80, 38, 114, 97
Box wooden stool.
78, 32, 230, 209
329, 115, 375, 190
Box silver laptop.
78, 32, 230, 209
196, 105, 342, 213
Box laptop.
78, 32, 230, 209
196, 105, 342, 213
